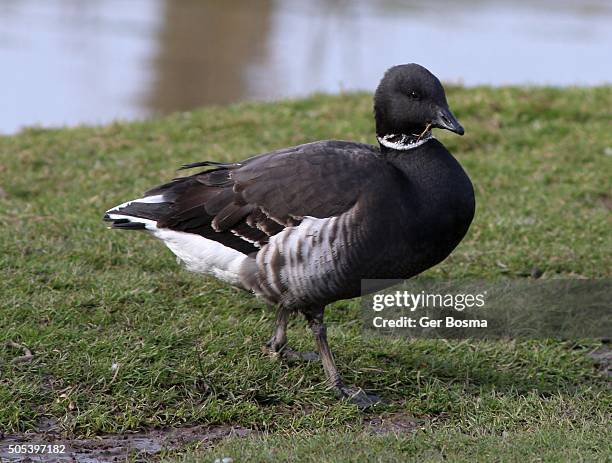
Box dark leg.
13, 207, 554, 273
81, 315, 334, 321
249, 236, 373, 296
262, 306, 319, 361
305, 310, 343, 388
265, 306, 289, 353
305, 308, 381, 408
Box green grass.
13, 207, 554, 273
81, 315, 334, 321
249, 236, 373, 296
177, 423, 610, 463
0, 86, 611, 462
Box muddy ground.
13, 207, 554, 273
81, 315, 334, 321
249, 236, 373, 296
0, 412, 420, 462
0, 423, 252, 462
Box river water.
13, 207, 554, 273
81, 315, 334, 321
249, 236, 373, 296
1, 0, 610, 134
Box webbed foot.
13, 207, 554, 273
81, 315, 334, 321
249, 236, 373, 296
262, 342, 319, 362
337, 386, 382, 409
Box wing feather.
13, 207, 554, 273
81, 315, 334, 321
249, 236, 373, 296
112, 141, 386, 254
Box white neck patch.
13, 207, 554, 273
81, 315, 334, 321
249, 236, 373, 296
377, 132, 434, 151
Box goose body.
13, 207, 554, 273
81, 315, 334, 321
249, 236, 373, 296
104, 64, 475, 405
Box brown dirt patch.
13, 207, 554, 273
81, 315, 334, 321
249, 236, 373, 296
0, 410, 425, 461
0, 424, 253, 462
588, 344, 612, 378
364, 411, 423, 434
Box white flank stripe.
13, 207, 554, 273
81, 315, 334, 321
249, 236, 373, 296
154, 229, 246, 286
108, 213, 246, 286
257, 212, 351, 302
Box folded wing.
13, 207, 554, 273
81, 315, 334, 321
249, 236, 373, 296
105, 140, 386, 257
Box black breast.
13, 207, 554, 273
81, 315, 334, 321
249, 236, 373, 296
363, 139, 475, 279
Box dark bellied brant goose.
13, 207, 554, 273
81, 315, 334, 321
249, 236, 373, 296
104, 63, 475, 406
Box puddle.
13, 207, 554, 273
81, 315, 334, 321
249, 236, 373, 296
0, 425, 253, 462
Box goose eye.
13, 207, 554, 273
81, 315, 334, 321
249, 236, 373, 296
408, 90, 420, 100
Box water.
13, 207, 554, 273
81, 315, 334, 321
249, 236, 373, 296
1, 0, 611, 134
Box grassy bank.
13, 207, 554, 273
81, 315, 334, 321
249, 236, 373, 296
0, 86, 610, 461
